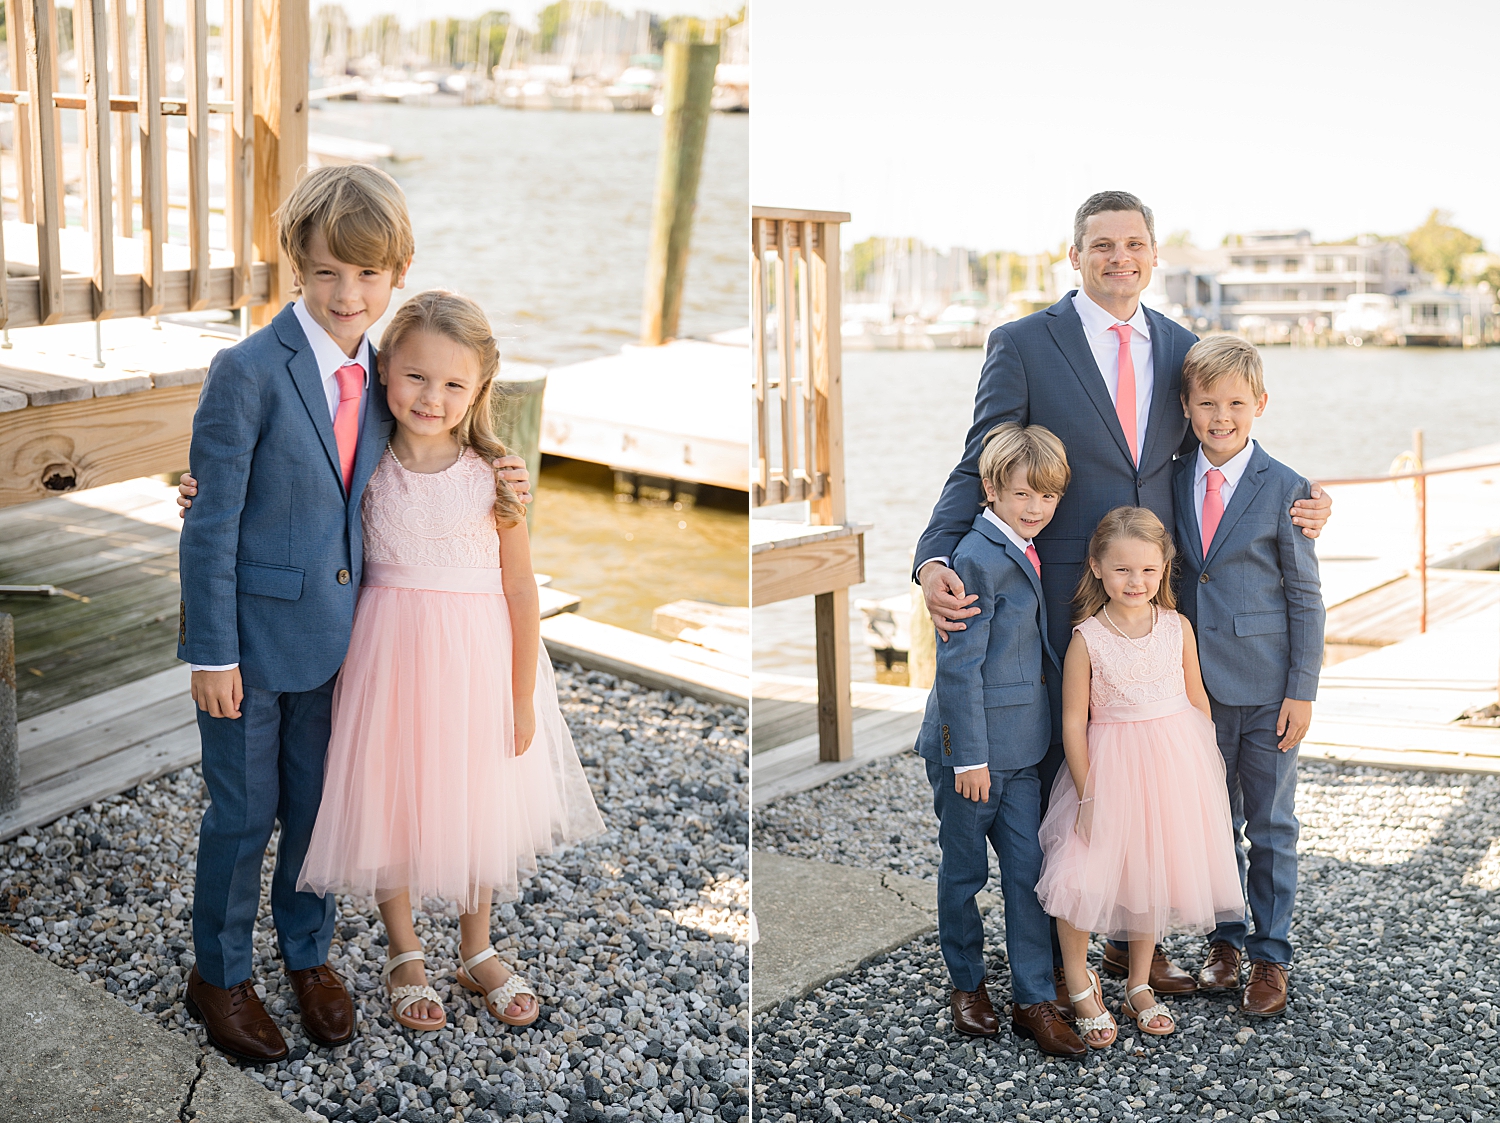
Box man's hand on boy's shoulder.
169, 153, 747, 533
1288, 484, 1331, 539
176, 473, 198, 517
919, 561, 980, 642
494, 454, 532, 505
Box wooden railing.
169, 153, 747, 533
751, 206, 850, 523
0, 0, 306, 329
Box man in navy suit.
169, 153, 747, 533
914, 191, 1331, 1000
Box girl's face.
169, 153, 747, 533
1089, 536, 1166, 609
382, 329, 482, 440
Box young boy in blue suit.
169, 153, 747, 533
175, 166, 529, 1060
916, 422, 1085, 1057
1171, 334, 1324, 1017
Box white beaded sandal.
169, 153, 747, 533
382, 949, 447, 1032
1069, 968, 1117, 1049
455, 946, 541, 1027
1122, 983, 1176, 1036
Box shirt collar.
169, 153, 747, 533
293, 298, 371, 381
982, 507, 1033, 552
1195, 438, 1257, 488
1072, 287, 1151, 341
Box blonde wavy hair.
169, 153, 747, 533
1072, 506, 1177, 623
379, 290, 525, 528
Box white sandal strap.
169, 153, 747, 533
485, 972, 536, 1012
388, 983, 442, 1017
382, 950, 426, 980
462, 946, 499, 974
1068, 986, 1096, 1003
1126, 983, 1154, 1000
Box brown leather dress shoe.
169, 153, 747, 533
1101, 943, 1198, 995
1197, 941, 1243, 993
1011, 1001, 1086, 1059
288, 963, 356, 1046
1051, 966, 1076, 1020
951, 983, 999, 1036
1241, 960, 1289, 1016
185, 965, 289, 1063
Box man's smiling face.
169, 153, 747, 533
1068, 210, 1157, 311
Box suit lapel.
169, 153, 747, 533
1173, 459, 1204, 562
973, 514, 1059, 667
1044, 295, 1135, 467
1137, 307, 1177, 470
274, 306, 345, 492
347, 344, 393, 507
1204, 446, 1270, 568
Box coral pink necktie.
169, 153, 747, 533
1109, 323, 1138, 465
1201, 468, 1226, 557
333, 361, 364, 491
1025, 543, 1041, 577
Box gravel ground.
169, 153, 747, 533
753, 751, 1500, 1122
2, 664, 750, 1123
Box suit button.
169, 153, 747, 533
1040, 673, 1046, 684
944, 747, 951, 755
1200, 573, 1210, 584
1135, 477, 1143, 488
337, 569, 351, 585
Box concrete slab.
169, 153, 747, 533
750, 851, 999, 1015
0, 934, 304, 1123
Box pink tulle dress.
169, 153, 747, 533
1035, 609, 1244, 942
297, 447, 603, 913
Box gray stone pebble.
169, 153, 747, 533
2, 664, 750, 1123
753, 751, 1500, 1122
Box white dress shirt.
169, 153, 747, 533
1071, 288, 1153, 461
954, 510, 1037, 775
190, 302, 372, 674
1192, 439, 1258, 545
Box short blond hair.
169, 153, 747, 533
977, 422, 1071, 500
277, 165, 415, 287
1181, 333, 1265, 398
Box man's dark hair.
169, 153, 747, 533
1073, 191, 1155, 250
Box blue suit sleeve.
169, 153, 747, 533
912, 326, 1028, 579
177, 348, 262, 666
932, 551, 994, 767
1277, 477, 1325, 701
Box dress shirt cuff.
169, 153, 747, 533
189, 663, 239, 673
952, 762, 988, 774
917, 557, 951, 578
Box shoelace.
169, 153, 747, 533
226, 978, 258, 1009
1247, 962, 1284, 989
1204, 945, 1236, 967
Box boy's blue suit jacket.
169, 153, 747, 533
915, 514, 1062, 771
177, 303, 394, 693
1172, 443, 1325, 707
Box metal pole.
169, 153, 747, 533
1414, 428, 1427, 634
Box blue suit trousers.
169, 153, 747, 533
927, 758, 1054, 1004
192, 677, 338, 988
1207, 698, 1300, 965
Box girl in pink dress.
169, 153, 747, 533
296, 291, 603, 1033
1035, 507, 1243, 1044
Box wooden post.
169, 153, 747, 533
26, 0, 64, 324
639, 39, 718, 345
0, 613, 14, 813
5, 0, 34, 224
1414, 428, 1427, 634
137, 0, 165, 315
184, 0, 210, 310
489, 366, 547, 528
109, 0, 131, 235
251, 0, 310, 328
78, 0, 115, 318
226, 0, 255, 308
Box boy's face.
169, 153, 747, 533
982, 465, 1060, 541
294, 229, 408, 358
1183, 374, 1267, 466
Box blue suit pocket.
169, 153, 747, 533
236, 561, 304, 600
1233, 611, 1287, 637
982, 682, 1034, 707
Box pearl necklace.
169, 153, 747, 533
1102, 603, 1156, 647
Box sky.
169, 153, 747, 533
751, 0, 1500, 253
325, 0, 741, 25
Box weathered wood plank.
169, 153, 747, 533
22, 691, 194, 787
78, 0, 116, 318
12, 618, 182, 720
184, 0, 210, 310
18, 663, 188, 751
26, 0, 64, 321
814, 588, 854, 762
539, 612, 749, 707
752, 532, 864, 605
6, 0, 35, 224
137, 0, 166, 315
0, 382, 199, 507
226, 0, 255, 307
109, 0, 132, 236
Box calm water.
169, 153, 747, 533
752, 345, 1500, 679
312, 104, 749, 632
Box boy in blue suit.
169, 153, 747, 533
1171, 334, 1324, 1017
916, 422, 1085, 1057
174, 167, 530, 1060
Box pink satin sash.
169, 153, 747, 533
362, 560, 506, 595
1090, 693, 1194, 724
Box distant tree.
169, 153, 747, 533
1405, 209, 1483, 286
1165, 230, 1194, 247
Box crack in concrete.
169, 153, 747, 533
179, 1052, 207, 1123
877, 873, 937, 917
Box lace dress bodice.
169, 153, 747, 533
361, 446, 500, 569
1075, 610, 1186, 711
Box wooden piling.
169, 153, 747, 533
639, 40, 719, 346
251, 0, 310, 327
489, 366, 547, 526
0, 613, 15, 814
